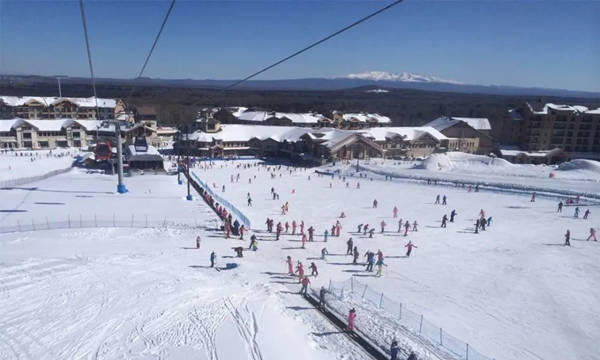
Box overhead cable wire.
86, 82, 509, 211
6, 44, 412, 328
126, 0, 177, 105
224, 0, 404, 90
78, 0, 100, 117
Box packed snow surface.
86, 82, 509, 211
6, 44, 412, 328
0, 149, 75, 182
0, 155, 599, 360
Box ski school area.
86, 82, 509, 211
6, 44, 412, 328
0, 153, 599, 360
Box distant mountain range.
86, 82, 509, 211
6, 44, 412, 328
1, 73, 598, 99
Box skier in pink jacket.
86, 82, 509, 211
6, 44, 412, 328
347, 308, 357, 332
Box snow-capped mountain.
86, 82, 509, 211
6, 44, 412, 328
346, 71, 463, 85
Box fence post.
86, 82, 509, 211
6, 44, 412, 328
79, 214, 82, 228
31, 219, 35, 231
68, 215, 71, 228
419, 314, 423, 334
399, 303, 402, 320
113, 213, 116, 227
440, 328, 443, 345
17, 220, 21, 232
46, 217, 49, 229
379, 292, 384, 308
362, 285, 368, 298
94, 214, 97, 227
466, 343, 469, 360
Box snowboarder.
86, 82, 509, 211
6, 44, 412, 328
210, 251, 216, 268
346, 238, 354, 255
347, 308, 356, 332
405, 241, 417, 257
442, 195, 447, 205
309, 262, 318, 277
300, 276, 311, 296
441, 214, 448, 228
450, 209, 457, 222
587, 228, 597, 241
564, 230, 571, 246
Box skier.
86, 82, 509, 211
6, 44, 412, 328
404, 221, 411, 236
295, 261, 305, 282
319, 286, 327, 308
299, 276, 311, 296
210, 251, 217, 268
435, 194, 440, 204
249, 234, 258, 250
480, 217, 487, 231
335, 221, 342, 237
574, 207, 580, 218
196, 235, 201, 249
357, 224, 363, 233
441, 214, 448, 228
405, 241, 417, 257
309, 262, 318, 277
347, 308, 357, 332
369, 228, 375, 238
308, 226, 315, 242
365, 251, 375, 272
531, 192, 536, 202
300, 220, 305, 235
380, 220, 386, 233
450, 209, 457, 222
247, 196, 252, 207
412, 221, 418, 232
583, 209, 590, 219
239, 225, 246, 240
474, 219, 480, 234
442, 195, 447, 205
363, 224, 369, 235
487, 216, 492, 227
564, 230, 571, 246
285, 222, 290, 233
346, 238, 354, 255
353, 246, 359, 264
397, 219, 403, 233
393, 206, 398, 218
557, 201, 563, 213
292, 220, 297, 235
373, 199, 378, 208
375, 257, 386, 277
324, 229, 329, 242
321, 247, 329, 259
286, 256, 294, 275
390, 339, 400, 360
301, 233, 307, 249
407, 352, 417, 360
276, 222, 282, 240
587, 228, 597, 241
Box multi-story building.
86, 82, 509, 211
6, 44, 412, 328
508, 103, 600, 159
0, 96, 117, 120
424, 116, 496, 155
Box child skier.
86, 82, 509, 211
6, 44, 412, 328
286, 256, 294, 275
346, 238, 354, 255
441, 214, 448, 228
450, 209, 457, 222
347, 308, 356, 332
564, 230, 571, 246
300, 276, 311, 296
323, 229, 329, 242
309, 262, 318, 277
321, 247, 329, 260
380, 220, 386, 233
405, 241, 417, 257
404, 221, 411, 236
210, 251, 216, 268
353, 246, 359, 264
196, 235, 201, 249
375, 258, 386, 277
301, 234, 307, 249
587, 228, 597, 241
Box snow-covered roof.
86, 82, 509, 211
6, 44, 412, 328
339, 112, 392, 124
24, 119, 73, 132
234, 110, 325, 124
0, 119, 24, 132
426, 116, 491, 131
585, 108, 600, 115
186, 124, 311, 143
527, 103, 599, 115
364, 126, 448, 142
499, 146, 564, 158
0, 96, 116, 108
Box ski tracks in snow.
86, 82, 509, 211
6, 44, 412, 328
224, 297, 263, 360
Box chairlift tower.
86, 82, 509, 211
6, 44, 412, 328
102, 119, 128, 193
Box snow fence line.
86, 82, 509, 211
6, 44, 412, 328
319, 166, 600, 203
189, 170, 252, 229
0, 165, 74, 189
327, 278, 494, 360
0, 214, 204, 234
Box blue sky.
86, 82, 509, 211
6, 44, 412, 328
0, 0, 598, 92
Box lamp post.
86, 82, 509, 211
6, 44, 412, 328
177, 126, 182, 185
185, 125, 192, 201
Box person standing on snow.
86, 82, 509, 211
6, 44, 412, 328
295, 261, 305, 282
435, 194, 440, 204
369, 228, 375, 238
308, 226, 315, 242
480, 216, 487, 231
412, 221, 418, 232
301, 233, 307, 249
487, 217, 492, 227
375, 258, 387, 277
309, 262, 318, 277
442, 195, 447, 205
299, 276, 311, 296
380, 220, 386, 233
365, 251, 375, 272
441, 215, 448, 228
587, 228, 597, 241
319, 286, 327, 308
210, 251, 217, 268
286, 256, 294, 275
531, 192, 536, 202
335, 221, 342, 237
276, 222, 283, 240
285, 222, 290, 233
196, 235, 201, 249
583, 209, 590, 219
346, 238, 354, 255
292, 220, 297, 235
358, 224, 363, 233
239, 225, 246, 240
249, 234, 258, 250
397, 219, 403, 233
474, 219, 480, 234
393, 206, 398, 218
373, 199, 378, 208
574, 207, 580, 218
405, 241, 417, 257
564, 230, 571, 246
557, 201, 563, 213
321, 247, 329, 260
363, 224, 369, 235
347, 308, 357, 332
300, 220, 305, 235
353, 246, 359, 264
323, 229, 329, 242
450, 209, 457, 222
390, 339, 400, 360
404, 221, 411, 236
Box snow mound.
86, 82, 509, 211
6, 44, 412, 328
417, 152, 513, 172
556, 159, 600, 173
